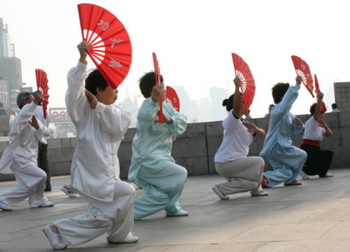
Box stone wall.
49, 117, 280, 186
0, 111, 349, 181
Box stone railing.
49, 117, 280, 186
0, 111, 349, 181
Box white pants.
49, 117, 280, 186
54, 179, 135, 246
0, 159, 49, 207
215, 156, 264, 195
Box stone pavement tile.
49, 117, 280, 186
229, 222, 338, 242
1, 169, 350, 251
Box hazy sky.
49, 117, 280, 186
1, 0, 349, 119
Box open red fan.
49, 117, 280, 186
35, 69, 49, 119
314, 74, 321, 95
166, 86, 180, 112
152, 52, 163, 123
78, 3, 132, 89
291, 55, 314, 97
314, 74, 326, 112
231, 53, 255, 112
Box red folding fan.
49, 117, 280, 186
291, 55, 314, 97
314, 74, 321, 95
35, 69, 49, 119
78, 3, 132, 89
166, 86, 180, 112
314, 74, 326, 112
152, 52, 163, 123
231, 53, 256, 112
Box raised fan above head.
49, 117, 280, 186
166, 86, 180, 112
231, 53, 256, 112
152, 52, 163, 123
35, 69, 49, 119
78, 3, 132, 89
314, 74, 321, 95
291, 55, 314, 97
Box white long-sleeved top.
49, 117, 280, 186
0, 102, 50, 174
66, 62, 131, 202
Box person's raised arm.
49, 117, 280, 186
77, 41, 89, 65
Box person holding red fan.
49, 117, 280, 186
128, 71, 188, 220
260, 76, 307, 188
212, 77, 268, 200
299, 92, 334, 180
0, 91, 53, 211
42, 41, 138, 250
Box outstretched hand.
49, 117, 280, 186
242, 120, 256, 133
77, 41, 90, 65
33, 91, 43, 105
30, 115, 39, 129
296, 75, 302, 85
293, 117, 303, 127
151, 83, 166, 103
85, 89, 98, 109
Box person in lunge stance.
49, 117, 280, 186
260, 76, 307, 188
42, 41, 138, 250
212, 77, 268, 200
299, 92, 333, 180
128, 71, 188, 220
0, 91, 53, 211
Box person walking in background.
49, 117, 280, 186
35, 102, 52, 192
299, 92, 333, 180
331, 103, 340, 112
128, 71, 188, 220
260, 76, 307, 188
42, 41, 138, 250
0, 91, 53, 211
212, 77, 268, 200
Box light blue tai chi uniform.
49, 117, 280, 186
128, 98, 187, 220
260, 84, 307, 187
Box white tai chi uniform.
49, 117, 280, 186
214, 111, 264, 196
0, 101, 51, 207
53, 62, 135, 245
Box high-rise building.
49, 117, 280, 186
0, 18, 24, 112
0, 18, 12, 57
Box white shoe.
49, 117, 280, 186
300, 171, 310, 180
166, 209, 189, 217
324, 172, 334, 177
107, 232, 139, 244
212, 185, 229, 200
39, 201, 54, 208
61, 185, 76, 198
0, 201, 12, 211
42, 224, 67, 250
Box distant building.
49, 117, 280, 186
209, 87, 229, 121
334, 82, 350, 111
0, 17, 25, 113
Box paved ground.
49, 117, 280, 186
1, 168, 350, 252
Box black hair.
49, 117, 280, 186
272, 83, 290, 104
139, 71, 164, 98
222, 94, 234, 112
17, 92, 32, 109
85, 69, 108, 95
310, 103, 327, 115
332, 103, 337, 109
